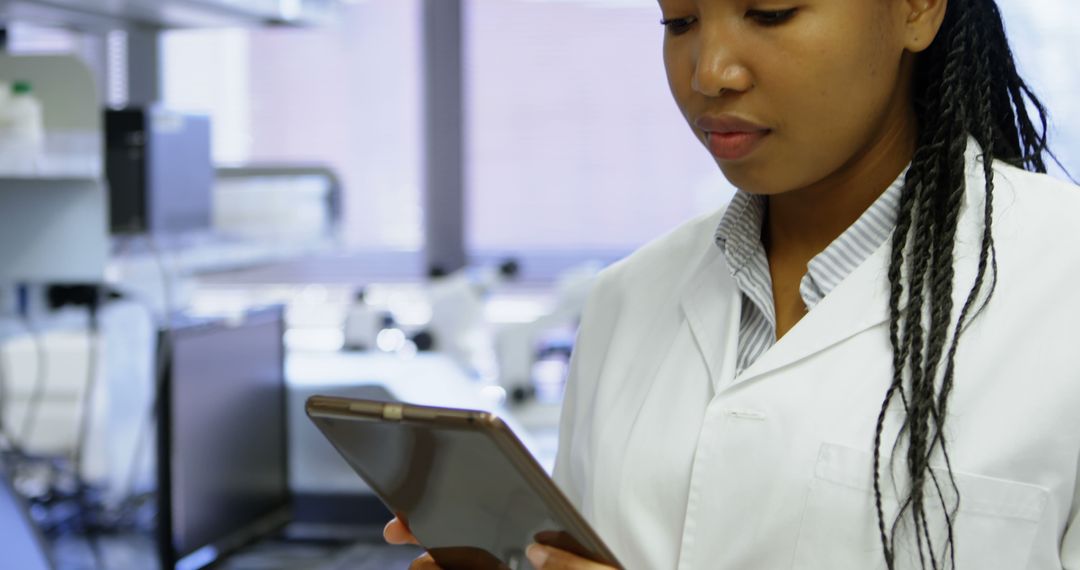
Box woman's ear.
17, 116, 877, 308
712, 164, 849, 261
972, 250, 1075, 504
902, 0, 948, 53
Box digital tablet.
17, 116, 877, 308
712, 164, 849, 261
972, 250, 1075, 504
305, 395, 622, 570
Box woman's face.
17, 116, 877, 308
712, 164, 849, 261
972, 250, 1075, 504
661, 0, 927, 195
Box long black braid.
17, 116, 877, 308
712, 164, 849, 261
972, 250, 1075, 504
870, 0, 1054, 567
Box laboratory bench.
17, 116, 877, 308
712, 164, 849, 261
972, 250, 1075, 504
49, 525, 424, 570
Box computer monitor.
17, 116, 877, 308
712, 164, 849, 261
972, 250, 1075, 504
157, 307, 288, 570
0, 467, 54, 570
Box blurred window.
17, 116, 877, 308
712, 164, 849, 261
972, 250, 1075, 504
155, 0, 1077, 257
464, 0, 732, 257
162, 0, 425, 251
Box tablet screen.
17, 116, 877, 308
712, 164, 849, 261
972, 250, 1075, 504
310, 409, 613, 569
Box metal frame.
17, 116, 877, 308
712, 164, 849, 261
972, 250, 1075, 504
0, 0, 332, 30
422, 0, 466, 275
124, 26, 160, 106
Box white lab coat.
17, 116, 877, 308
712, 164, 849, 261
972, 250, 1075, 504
553, 142, 1080, 569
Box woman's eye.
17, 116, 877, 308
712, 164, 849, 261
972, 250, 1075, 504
746, 8, 798, 26
660, 16, 697, 36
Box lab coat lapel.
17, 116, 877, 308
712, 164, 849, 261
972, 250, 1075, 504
600, 243, 735, 428
679, 252, 741, 391
729, 139, 988, 389
590, 242, 734, 540
729, 238, 894, 387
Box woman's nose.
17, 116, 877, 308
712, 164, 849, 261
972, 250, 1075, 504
691, 35, 754, 97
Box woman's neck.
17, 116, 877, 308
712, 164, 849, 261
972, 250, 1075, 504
764, 106, 918, 261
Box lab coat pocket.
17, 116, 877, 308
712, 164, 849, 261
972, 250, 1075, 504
791, 442, 1049, 570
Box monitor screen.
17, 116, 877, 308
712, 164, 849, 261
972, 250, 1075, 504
158, 308, 288, 569
0, 470, 53, 570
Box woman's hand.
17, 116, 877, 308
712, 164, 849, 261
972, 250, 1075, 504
384, 516, 420, 546
385, 517, 441, 569
384, 517, 619, 570
524, 543, 619, 569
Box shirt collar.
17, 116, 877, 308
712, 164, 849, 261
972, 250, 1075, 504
800, 169, 906, 308
714, 166, 908, 309
714, 190, 767, 277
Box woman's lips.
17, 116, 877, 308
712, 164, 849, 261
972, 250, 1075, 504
706, 130, 770, 161
694, 115, 771, 161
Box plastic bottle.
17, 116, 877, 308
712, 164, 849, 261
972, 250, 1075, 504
0, 81, 45, 175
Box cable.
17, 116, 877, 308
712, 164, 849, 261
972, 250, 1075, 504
70, 300, 99, 484
29, 235, 181, 539
112, 234, 175, 523
0, 336, 24, 456
0, 337, 9, 446
72, 291, 106, 570
118, 298, 168, 518
16, 316, 48, 451
6, 286, 109, 569
0, 293, 14, 453
142, 235, 176, 323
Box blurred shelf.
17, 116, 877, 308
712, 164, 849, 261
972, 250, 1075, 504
0, 55, 107, 283
0, 0, 337, 30
0, 175, 100, 184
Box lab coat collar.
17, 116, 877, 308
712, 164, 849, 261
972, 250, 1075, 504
695, 138, 990, 391
679, 250, 742, 392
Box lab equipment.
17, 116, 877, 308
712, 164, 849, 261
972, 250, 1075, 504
424, 271, 497, 377
341, 289, 392, 352
494, 262, 600, 401
106, 107, 213, 236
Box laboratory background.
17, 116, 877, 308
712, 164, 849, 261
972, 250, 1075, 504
0, 0, 1076, 568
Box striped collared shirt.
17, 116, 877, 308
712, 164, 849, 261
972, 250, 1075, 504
714, 172, 906, 375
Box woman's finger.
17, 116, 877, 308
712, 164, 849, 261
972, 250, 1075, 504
383, 516, 420, 545
407, 553, 442, 569
525, 544, 617, 570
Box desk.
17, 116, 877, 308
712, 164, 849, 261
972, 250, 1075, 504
51, 533, 158, 570
49, 531, 424, 570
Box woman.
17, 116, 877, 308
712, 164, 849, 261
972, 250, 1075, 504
388, 0, 1080, 567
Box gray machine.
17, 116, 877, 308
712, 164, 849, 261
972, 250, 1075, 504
106, 107, 213, 236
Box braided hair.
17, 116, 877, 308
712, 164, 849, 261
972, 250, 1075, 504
871, 0, 1055, 567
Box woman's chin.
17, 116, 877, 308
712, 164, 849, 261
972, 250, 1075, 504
718, 166, 791, 197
